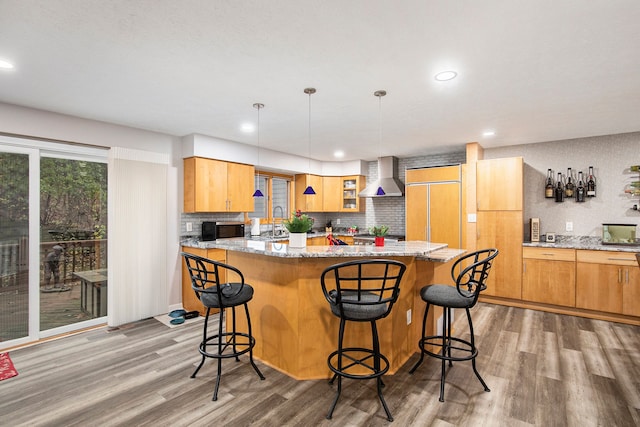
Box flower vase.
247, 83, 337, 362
288, 232, 308, 248
375, 236, 385, 246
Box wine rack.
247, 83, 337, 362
544, 167, 594, 203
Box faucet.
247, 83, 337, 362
273, 205, 284, 237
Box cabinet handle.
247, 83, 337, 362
542, 253, 555, 256
626, 269, 629, 284
608, 257, 634, 261
523, 262, 526, 274
618, 268, 622, 284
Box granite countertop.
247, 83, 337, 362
523, 236, 640, 253
181, 237, 463, 262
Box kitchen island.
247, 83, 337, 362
181, 238, 464, 380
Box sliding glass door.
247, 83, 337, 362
0, 137, 108, 349
0, 148, 31, 343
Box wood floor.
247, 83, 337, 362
1, 303, 639, 426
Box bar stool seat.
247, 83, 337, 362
321, 259, 406, 421
181, 252, 265, 401
410, 248, 498, 402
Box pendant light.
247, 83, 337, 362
252, 102, 265, 197
374, 90, 387, 196
303, 87, 316, 195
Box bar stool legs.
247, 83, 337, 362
191, 304, 265, 401
327, 318, 393, 422
410, 302, 489, 402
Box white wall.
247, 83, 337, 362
484, 132, 640, 238
0, 102, 184, 308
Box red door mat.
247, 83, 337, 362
0, 352, 18, 381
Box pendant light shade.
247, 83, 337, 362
253, 102, 264, 197
304, 87, 316, 196
374, 90, 387, 196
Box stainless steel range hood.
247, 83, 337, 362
359, 156, 405, 197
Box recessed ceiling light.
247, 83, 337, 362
482, 130, 496, 137
241, 123, 255, 133
334, 150, 344, 158
0, 59, 15, 69
434, 70, 457, 81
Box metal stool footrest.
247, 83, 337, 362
418, 335, 478, 362
199, 332, 256, 359
328, 347, 390, 380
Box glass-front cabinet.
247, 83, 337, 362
341, 176, 364, 212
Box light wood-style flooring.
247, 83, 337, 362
1, 303, 639, 426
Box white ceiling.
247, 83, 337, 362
1, 0, 639, 161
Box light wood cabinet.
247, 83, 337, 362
322, 176, 342, 212
476, 157, 523, 211
477, 211, 523, 299
405, 165, 462, 249
307, 236, 327, 246
341, 176, 365, 212
522, 247, 576, 306
295, 174, 324, 212
181, 246, 226, 316
576, 250, 640, 316
184, 157, 254, 212
295, 174, 365, 213
476, 157, 523, 300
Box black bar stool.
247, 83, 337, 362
410, 248, 498, 402
320, 259, 406, 421
181, 252, 265, 401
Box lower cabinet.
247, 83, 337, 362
181, 246, 226, 316
522, 247, 576, 307
477, 211, 523, 300
576, 250, 640, 316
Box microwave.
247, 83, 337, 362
201, 221, 245, 241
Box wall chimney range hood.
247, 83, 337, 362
359, 156, 405, 197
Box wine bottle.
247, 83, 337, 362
564, 167, 574, 198
555, 172, 564, 202
624, 187, 640, 196
586, 166, 596, 197
576, 171, 586, 202
631, 165, 640, 172
545, 169, 554, 198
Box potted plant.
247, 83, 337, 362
369, 225, 389, 246
283, 210, 314, 248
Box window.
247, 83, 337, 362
249, 172, 292, 222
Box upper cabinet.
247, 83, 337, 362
477, 157, 523, 211
341, 176, 365, 212
184, 157, 254, 213
295, 174, 324, 212
322, 176, 342, 212
295, 174, 365, 213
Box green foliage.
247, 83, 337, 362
283, 210, 314, 233
368, 225, 389, 237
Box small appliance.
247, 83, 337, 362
201, 221, 245, 241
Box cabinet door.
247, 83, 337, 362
322, 176, 342, 212
477, 211, 523, 299
477, 157, 523, 211
576, 263, 623, 313
622, 265, 640, 317
341, 176, 364, 212
184, 157, 226, 212
522, 258, 576, 306
227, 162, 255, 212
295, 174, 324, 212
405, 184, 428, 240
429, 182, 461, 248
